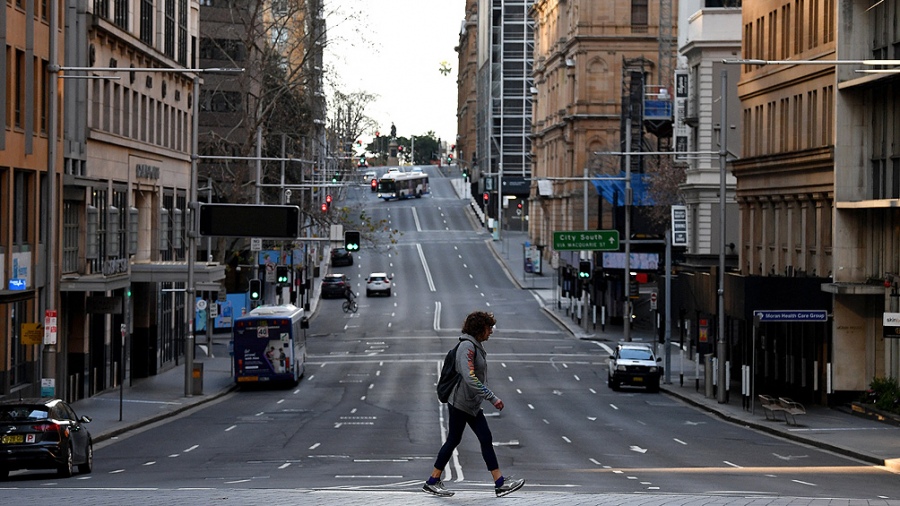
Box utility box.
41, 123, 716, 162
192, 363, 204, 395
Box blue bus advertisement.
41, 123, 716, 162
232, 305, 306, 385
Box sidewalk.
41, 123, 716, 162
483, 214, 900, 473
69, 253, 331, 444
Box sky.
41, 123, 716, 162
325, 0, 464, 146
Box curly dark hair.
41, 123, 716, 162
461, 311, 496, 337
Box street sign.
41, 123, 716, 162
44, 310, 58, 345
8, 278, 26, 291
650, 292, 658, 310
884, 312, 900, 338
752, 310, 828, 322
671, 205, 688, 247
21, 323, 43, 345
553, 230, 619, 251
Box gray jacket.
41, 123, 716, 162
449, 335, 498, 416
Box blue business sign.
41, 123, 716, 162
753, 310, 828, 323
8, 279, 26, 291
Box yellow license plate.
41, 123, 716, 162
633, 377, 643, 382
1, 434, 24, 444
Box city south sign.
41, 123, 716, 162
553, 230, 620, 251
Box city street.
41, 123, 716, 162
2, 169, 899, 505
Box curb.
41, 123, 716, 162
660, 385, 887, 467
93, 383, 238, 444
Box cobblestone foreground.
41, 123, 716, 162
2, 488, 900, 506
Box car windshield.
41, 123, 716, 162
619, 349, 653, 360
324, 276, 344, 283
369, 277, 386, 282
0, 406, 50, 421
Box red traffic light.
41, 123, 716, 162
483, 192, 489, 203
398, 145, 404, 152
375, 131, 380, 137
325, 194, 333, 203
371, 178, 377, 188
517, 202, 523, 209
320, 202, 328, 212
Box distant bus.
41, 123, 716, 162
377, 172, 429, 200
233, 304, 307, 385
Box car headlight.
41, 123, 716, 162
649, 367, 658, 373
616, 365, 627, 371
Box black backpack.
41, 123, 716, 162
436, 340, 468, 403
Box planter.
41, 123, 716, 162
850, 402, 900, 427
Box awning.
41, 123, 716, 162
591, 171, 655, 206
59, 262, 225, 292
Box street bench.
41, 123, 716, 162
759, 394, 787, 421
778, 397, 807, 426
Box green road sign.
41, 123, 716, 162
553, 230, 620, 251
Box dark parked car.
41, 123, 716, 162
331, 248, 354, 267
321, 273, 351, 299
0, 398, 93, 479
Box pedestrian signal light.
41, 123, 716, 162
276, 266, 290, 285
249, 279, 262, 300
344, 230, 361, 252
578, 260, 591, 279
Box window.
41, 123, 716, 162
63, 201, 79, 273
631, 0, 648, 29
15, 49, 24, 128
94, 0, 109, 19
178, 0, 188, 65
13, 170, 31, 245
10, 301, 27, 387
114, 0, 128, 29
140, 0, 153, 46
165, 0, 175, 59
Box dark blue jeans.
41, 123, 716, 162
433, 404, 499, 472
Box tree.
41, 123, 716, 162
197, 0, 398, 292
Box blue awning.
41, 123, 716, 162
591, 172, 655, 206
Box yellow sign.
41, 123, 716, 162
21, 323, 43, 345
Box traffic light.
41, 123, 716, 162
325, 194, 333, 204
483, 192, 489, 204
276, 266, 290, 286
398, 145, 404, 152
249, 279, 262, 301
579, 260, 591, 279
344, 230, 361, 252
447, 153, 454, 163
320, 202, 328, 213
370, 178, 378, 190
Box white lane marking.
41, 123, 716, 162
629, 446, 648, 453
412, 207, 422, 232
792, 479, 817, 487
562, 436, 572, 443
309, 443, 321, 450
528, 404, 535, 410
416, 244, 436, 292
610, 404, 619, 410
279, 463, 292, 469
724, 461, 741, 468
673, 438, 687, 445
433, 301, 442, 331
589, 458, 602, 466
143, 461, 156, 466
184, 445, 199, 452
110, 469, 125, 474
225, 425, 236, 432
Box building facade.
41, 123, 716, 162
530, 0, 676, 323
455, 0, 478, 182
0, 0, 62, 395
729, 0, 835, 404
475, 0, 534, 231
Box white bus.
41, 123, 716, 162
233, 304, 307, 386
377, 172, 430, 200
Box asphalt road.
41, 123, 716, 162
3, 168, 900, 505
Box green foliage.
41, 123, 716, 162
864, 377, 900, 413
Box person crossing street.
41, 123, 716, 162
422, 311, 524, 498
